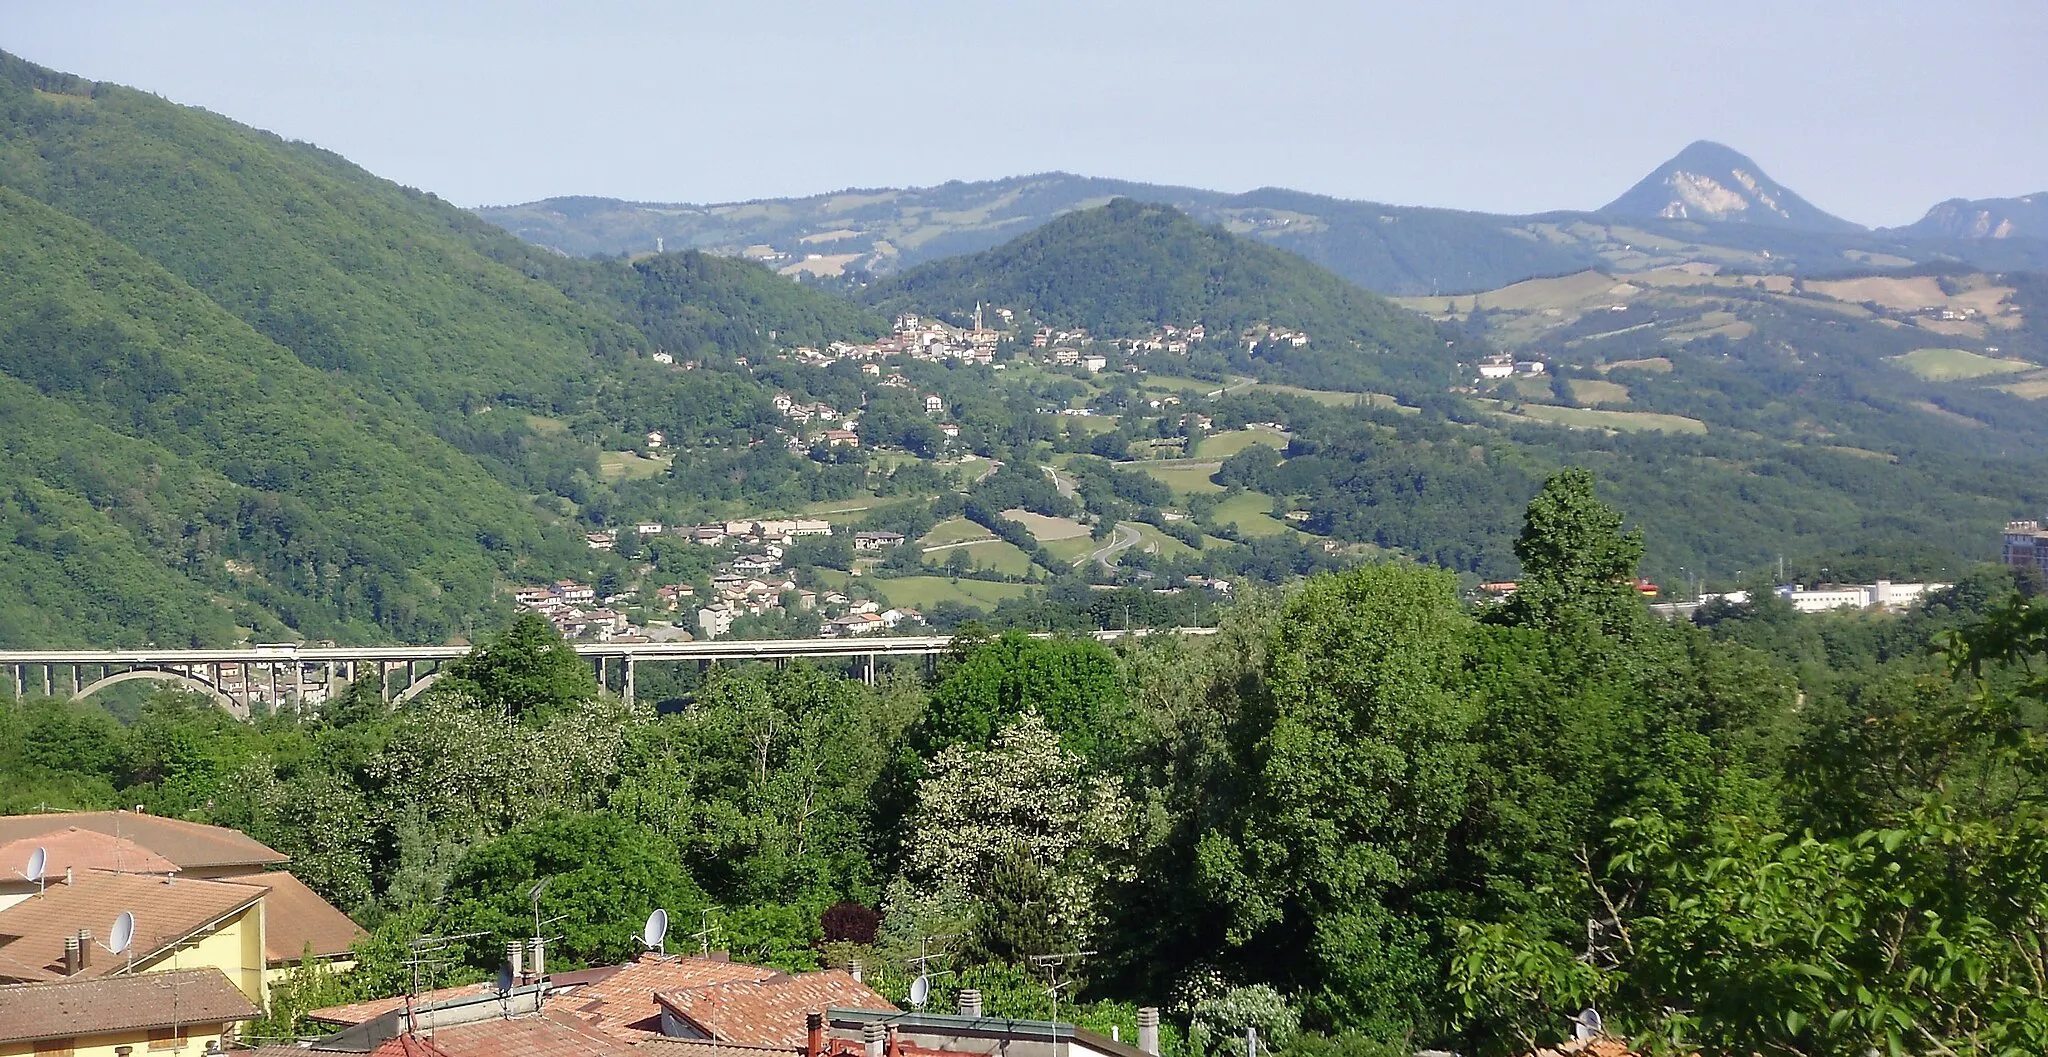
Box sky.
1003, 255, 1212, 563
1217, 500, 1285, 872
9, 1, 2045, 227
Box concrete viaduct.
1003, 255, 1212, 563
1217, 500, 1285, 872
0, 629, 1211, 718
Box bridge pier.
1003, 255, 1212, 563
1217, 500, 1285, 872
623, 657, 635, 708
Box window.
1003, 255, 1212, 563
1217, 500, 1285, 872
147, 1027, 187, 1050
31, 1039, 74, 1057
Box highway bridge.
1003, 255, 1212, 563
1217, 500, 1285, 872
0, 629, 1213, 717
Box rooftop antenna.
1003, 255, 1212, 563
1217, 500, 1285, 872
641, 908, 670, 955
18, 846, 46, 895
402, 931, 487, 1030
1029, 951, 1095, 1057
690, 906, 724, 956
904, 933, 955, 1010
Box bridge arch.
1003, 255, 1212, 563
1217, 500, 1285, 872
72, 668, 247, 719
391, 670, 444, 706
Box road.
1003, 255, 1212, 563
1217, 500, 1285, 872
1078, 522, 1143, 569
1042, 463, 1077, 499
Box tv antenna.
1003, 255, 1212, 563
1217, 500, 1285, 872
690, 906, 724, 956
17, 846, 46, 895
402, 930, 488, 1019
641, 909, 670, 954
1029, 951, 1095, 1054
905, 933, 955, 1010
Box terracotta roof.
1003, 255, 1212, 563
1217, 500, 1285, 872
562, 954, 782, 1036
0, 828, 181, 879
239, 870, 365, 964
0, 811, 288, 870
637, 1041, 800, 1057
656, 970, 898, 1047
1529, 1039, 1642, 1057
0, 870, 265, 983
0, 966, 259, 1043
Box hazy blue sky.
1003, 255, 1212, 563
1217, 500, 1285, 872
9, 1, 2044, 226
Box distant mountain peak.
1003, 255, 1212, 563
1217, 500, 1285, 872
1602, 140, 1862, 233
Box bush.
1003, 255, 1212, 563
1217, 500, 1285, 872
822, 900, 882, 944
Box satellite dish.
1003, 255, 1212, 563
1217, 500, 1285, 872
1572, 1007, 1604, 1041
108, 910, 135, 955
24, 847, 46, 882
909, 973, 930, 1009
496, 962, 515, 993
642, 908, 669, 950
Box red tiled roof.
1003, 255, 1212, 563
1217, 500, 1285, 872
656, 970, 898, 1047
1529, 1039, 1643, 1057
426, 1010, 636, 1057
0, 966, 259, 1043
564, 954, 782, 1036
0, 870, 264, 983
0, 811, 288, 870
237, 870, 365, 964
0, 828, 180, 879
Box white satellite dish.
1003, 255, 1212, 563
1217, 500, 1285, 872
23, 846, 46, 883
108, 910, 135, 955
1572, 1007, 1604, 1041
642, 908, 669, 951
908, 973, 930, 1009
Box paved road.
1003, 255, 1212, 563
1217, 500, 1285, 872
1042, 464, 1077, 498
1078, 522, 1142, 569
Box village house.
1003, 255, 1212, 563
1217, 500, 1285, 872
584, 531, 616, 551
923, 394, 944, 414
822, 429, 860, 448
852, 530, 906, 551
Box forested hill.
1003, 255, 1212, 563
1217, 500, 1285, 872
869, 199, 1455, 392
0, 49, 884, 647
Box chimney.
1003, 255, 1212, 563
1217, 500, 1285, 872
75, 929, 91, 969
1137, 1008, 1160, 1056
505, 941, 524, 985
886, 1026, 901, 1057
63, 935, 81, 975
806, 1013, 824, 1057
957, 989, 983, 1018
848, 959, 863, 983
529, 937, 546, 979
862, 1022, 886, 1057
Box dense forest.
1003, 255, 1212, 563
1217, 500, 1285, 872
6, 471, 2045, 1055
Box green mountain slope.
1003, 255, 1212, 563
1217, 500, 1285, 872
869, 199, 1452, 392
0, 186, 587, 644
0, 49, 891, 646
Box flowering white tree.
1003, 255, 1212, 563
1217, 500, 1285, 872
898, 710, 1135, 944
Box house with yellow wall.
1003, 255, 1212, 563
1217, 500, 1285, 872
0, 969, 259, 1057
0, 870, 268, 1050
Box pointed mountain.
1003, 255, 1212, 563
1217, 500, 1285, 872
1898, 193, 2048, 239
1601, 140, 1862, 233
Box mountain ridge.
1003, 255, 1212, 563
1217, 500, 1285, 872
479, 158, 2048, 296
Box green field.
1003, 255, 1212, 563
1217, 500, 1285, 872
874, 576, 1034, 611
1138, 461, 1226, 496
1887, 348, 2037, 382
1567, 378, 1632, 405
1249, 383, 1411, 411
1124, 521, 1199, 558
1194, 428, 1288, 460
598, 451, 671, 481
932, 538, 1035, 576
1210, 492, 1298, 538
790, 495, 882, 522
1492, 403, 1709, 434
919, 517, 995, 547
